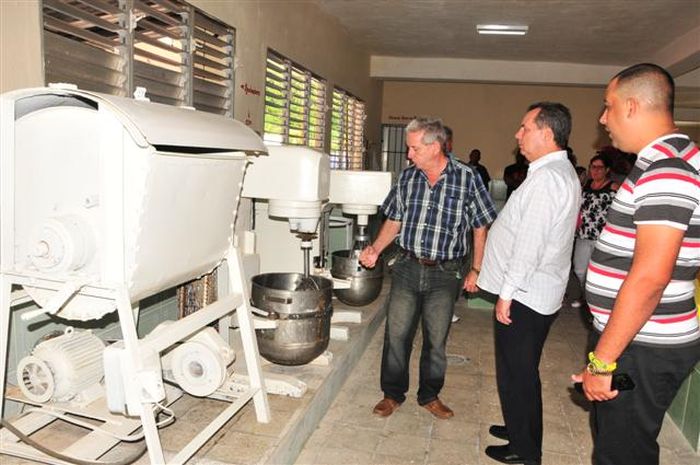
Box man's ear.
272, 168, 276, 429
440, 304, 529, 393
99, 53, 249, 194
625, 96, 638, 118
544, 127, 555, 144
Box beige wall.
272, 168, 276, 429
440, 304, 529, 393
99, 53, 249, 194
382, 81, 610, 176
189, 1, 382, 161
0, 2, 44, 91
0, 1, 382, 162
682, 125, 700, 144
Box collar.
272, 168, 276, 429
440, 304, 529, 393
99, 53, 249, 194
414, 154, 456, 183
527, 150, 567, 173
444, 155, 459, 174
638, 133, 690, 162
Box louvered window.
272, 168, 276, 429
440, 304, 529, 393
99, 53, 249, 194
131, 0, 189, 106
42, 0, 128, 96
263, 51, 327, 149
42, 0, 235, 116
330, 88, 366, 170
192, 11, 234, 116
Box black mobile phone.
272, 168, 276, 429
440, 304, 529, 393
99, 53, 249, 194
574, 373, 635, 394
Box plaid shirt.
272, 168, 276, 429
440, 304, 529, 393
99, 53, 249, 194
383, 156, 497, 261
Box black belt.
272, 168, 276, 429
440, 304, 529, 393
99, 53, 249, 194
401, 248, 461, 267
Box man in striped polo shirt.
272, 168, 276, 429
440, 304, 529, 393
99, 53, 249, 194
360, 117, 496, 419
573, 63, 700, 465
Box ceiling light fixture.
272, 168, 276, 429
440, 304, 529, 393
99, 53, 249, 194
476, 24, 529, 36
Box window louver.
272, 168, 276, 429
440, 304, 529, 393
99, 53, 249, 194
42, 0, 127, 96
42, 0, 235, 117
131, 0, 188, 106
192, 11, 234, 116
330, 88, 366, 170
263, 51, 326, 149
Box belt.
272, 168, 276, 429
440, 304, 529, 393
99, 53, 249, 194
401, 248, 459, 267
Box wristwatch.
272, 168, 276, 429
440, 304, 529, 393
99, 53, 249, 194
587, 351, 617, 376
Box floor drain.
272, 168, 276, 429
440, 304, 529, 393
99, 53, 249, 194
446, 354, 470, 366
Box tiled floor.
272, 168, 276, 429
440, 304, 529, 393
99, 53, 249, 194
1, 291, 697, 464
294, 297, 700, 465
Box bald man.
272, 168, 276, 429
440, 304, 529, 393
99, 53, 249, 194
573, 63, 700, 465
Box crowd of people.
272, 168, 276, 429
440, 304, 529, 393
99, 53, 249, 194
358, 63, 699, 465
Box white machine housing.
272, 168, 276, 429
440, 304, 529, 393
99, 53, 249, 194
0, 86, 266, 321
247, 166, 392, 274
242, 145, 330, 233
0, 86, 272, 465
329, 170, 393, 225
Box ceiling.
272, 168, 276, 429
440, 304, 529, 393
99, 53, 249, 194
316, 0, 699, 67
314, 0, 700, 117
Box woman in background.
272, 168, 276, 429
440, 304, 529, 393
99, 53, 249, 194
571, 155, 619, 309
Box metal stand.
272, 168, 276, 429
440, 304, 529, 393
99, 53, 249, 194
0, 247, 270, 465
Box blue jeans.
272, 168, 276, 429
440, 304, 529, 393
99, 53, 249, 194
573, 237, 595, 289
380, 253, 465, 405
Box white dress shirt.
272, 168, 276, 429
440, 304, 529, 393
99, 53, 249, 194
477, 150, 580, 315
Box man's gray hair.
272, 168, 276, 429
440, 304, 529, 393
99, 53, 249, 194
405, 117, 447, 148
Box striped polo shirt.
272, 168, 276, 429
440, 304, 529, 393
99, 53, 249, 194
383, 156, 496, 261
586, 134, 700, 347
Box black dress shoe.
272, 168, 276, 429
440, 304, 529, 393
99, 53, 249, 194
485, 444, 541, 465
489, 424, 509, 440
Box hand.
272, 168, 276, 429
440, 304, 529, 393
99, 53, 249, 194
359, 245, 378, 268
571, 370, 618, 402
495, 298, 512, 325
463, 270, 479, 293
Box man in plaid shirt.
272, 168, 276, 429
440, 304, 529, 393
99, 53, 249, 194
360, 117, 496, 419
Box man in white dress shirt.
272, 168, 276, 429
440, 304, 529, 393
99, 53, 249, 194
477, 102, 580, 465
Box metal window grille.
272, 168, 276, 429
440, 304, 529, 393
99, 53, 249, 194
330, 88, 365, 170
381, 124, 408, 179
263, 50, 326, 149
42, 0, 128, 96
192, 10, 234, 116
42, 0, 235, 116
131, 0, 189, 106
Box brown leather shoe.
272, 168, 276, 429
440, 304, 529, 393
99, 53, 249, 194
422, 398, 454, 419
372, 397, 400, 417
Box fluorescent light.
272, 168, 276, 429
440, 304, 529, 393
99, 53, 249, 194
477, 24, 529, 36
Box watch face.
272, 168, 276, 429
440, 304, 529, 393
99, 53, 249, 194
586, 362, 613, 376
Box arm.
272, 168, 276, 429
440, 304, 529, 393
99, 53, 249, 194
573, 224, 684, 400
359, 219, 401, 268
464, 226, 487, 292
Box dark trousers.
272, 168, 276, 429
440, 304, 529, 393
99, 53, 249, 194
380, 254, 464, 405
589, 331, 700, 465
494, 300, 557, 460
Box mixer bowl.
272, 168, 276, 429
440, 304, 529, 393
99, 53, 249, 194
251, 273, 333, 366
331, 250, 384, 306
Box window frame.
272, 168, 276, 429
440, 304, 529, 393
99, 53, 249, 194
330, 87, 366, 170
41, 0, 236, 116
263, 50, 327, 150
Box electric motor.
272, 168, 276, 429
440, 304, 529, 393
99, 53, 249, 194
16, 327, 104, 403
